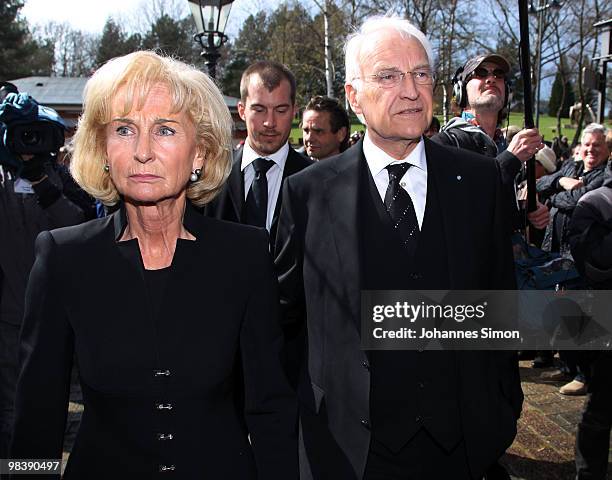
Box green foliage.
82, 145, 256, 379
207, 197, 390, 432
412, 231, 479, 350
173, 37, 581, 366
220, 11, 270, 97
142, 15, 200, 65
548, 70, 575, 118
95, 19, 142, 68
0, 0, 54, 79
220, 2, 352, 106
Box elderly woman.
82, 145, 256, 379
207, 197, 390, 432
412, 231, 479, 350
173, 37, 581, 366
9, 51, 297, 479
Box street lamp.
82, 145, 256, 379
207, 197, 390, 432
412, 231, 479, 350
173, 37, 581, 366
529, 0, 562, 128
188, 0, 234, 80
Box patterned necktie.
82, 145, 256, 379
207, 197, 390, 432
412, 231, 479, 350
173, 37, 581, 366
244, 158, 274, 228
384, 163, 420, 255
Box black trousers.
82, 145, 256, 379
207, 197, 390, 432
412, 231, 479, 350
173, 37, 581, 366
0, 321, 19, 458
364, 429, 473, 480
575, 354, 612, 480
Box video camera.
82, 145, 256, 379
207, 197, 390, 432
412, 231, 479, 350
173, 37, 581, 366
0, 83, 66, 172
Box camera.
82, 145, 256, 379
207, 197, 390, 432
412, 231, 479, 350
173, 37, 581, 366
0, 86, 66, 161
6, 121, 65, 155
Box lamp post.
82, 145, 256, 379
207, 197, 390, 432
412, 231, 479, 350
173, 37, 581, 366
529, 0, 562, 128
188, 0, 234, 80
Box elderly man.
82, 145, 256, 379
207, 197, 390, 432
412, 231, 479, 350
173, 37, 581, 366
537, 123, 608, 255
275, 16, 522, 480
205, 61, 312, 240
433, 54, 549, 232
301, 95, 350, 160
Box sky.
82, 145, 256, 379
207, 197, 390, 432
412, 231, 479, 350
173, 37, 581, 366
21, 0, 261, 37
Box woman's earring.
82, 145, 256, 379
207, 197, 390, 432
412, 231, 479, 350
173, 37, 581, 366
104, 164, 110, 172
190, 168, 201, 182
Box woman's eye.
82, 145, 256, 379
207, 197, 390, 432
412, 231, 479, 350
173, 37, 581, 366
158, 126, 176, 136
116, 126, 132, 136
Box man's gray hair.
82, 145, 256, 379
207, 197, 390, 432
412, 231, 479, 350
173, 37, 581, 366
581, 123, 608, 142
344, 16, 435, 88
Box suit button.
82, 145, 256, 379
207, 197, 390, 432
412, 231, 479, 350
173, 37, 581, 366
418, 381, 425, 389
415, 416, 422, 423
154, 369, 171, 377
360, 419, 371, 430
362, 361, 370, 371
156, 403, 173, 410
410, 272, 422, 280
159, 465, 175, 472
157, 433, 174, 440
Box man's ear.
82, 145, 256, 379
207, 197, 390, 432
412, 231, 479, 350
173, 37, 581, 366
345, 83, 362, 115
238, 100, 246, 121
335, 126, 348, 143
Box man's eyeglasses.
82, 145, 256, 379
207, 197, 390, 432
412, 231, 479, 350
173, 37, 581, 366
469, 67, 506, 80
358, 69, 435, 88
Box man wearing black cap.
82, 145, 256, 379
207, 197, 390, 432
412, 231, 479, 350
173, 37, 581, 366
433, 54, 549, 232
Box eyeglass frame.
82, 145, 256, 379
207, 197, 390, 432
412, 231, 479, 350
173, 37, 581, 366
353, 68, 436, 89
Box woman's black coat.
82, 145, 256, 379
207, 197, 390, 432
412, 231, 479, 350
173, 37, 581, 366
10, 204, 298, 479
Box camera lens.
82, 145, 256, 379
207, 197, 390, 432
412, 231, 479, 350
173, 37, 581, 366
21, 130, 41, 146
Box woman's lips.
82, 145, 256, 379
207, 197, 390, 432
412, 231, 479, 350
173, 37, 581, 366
130, 174, 160, 181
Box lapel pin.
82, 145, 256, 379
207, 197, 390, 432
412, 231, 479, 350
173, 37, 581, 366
456, 175, 462, 181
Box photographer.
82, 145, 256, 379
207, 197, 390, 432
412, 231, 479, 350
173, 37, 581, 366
0, 83, 94, 457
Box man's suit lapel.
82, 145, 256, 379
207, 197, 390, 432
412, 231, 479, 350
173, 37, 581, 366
323, 143, 363, 324
424, 138, 469, 289
228, 149, 245, 221
270, 148, 310, 240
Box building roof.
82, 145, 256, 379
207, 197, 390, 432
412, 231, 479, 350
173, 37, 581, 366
9, 76, 240, 112
10, 77, 87, 111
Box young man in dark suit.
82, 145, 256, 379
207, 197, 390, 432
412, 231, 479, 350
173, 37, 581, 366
275, 16, 523, 480
205, 61, 312, 241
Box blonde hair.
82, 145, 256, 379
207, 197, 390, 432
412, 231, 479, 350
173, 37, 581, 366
70, 51, 233, 207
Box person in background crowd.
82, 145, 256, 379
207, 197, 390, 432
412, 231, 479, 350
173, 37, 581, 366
205, 61, 312, 241
606, 130, 612, 160
560, 136, 571, 161
275, 16, 522, 480
301, 95, 350, 160
552, 135, 571, 163
432, 54, 549, 232
348, 130, 365, 147
0, 83, 94, 458
424, 116, 440, 138
502, 125, 521, 145
10, 51, 297, 479
568, 160, 612, 479
537, 123, 609, 397
537, 123, 609, 255
572, 142, 583, 160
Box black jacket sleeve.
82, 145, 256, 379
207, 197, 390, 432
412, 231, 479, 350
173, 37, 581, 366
568, 195, 612, 285
241, 229, 298, 479
549, 168, 606, 211
10, 231, 73, 478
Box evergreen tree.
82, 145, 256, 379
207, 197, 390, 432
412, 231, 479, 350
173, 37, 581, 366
548, 70, 575, 118
0, 0, 54, 80
219, 12, 270, 97
142, 15, 200, 64
95, 19, 141, 68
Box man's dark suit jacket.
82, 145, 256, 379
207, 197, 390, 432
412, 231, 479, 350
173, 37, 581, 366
10, 205, 297, 479
204, 145, 313, 241
275, 138, 524, 479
